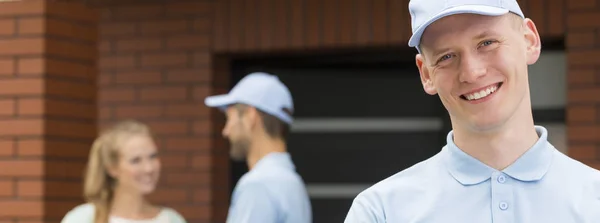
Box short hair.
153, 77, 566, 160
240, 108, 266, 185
234, 104, 291, 141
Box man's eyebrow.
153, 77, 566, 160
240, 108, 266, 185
474, 30, 501, 40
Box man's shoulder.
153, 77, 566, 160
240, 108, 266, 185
354, 150, 445, 202
552, 148, 600, 180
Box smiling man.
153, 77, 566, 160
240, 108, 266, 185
344, 0, 600, 222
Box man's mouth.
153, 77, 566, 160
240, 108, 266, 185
460, 82, 503, 101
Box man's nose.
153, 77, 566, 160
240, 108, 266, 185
458, 54, 487, 83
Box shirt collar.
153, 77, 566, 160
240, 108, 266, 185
443, 126, 554, 185
252, 152, 296, 172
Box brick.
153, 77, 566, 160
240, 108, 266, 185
164, 172, 211, 186
165, 68, 210, 83
566, 31, 595, 48
46, 18, 97, 42
166, 35, 211, 49
164, 103, 209, 117
0, 160, 43, 177
568, 68, 595, 85
139, 19, 188, 34
0, 201, 43, 217
100, 23, 136, 37
568, 105, 597, 123
0, 140, 14, 157
192, 18, 211, 32
568, 125, 600, 142
46, 59, 95, 80
148, 188, 188, 203
568, 144, 598, 160
45, 99, 96, 120
145, 120, 189, 136
193, 86, 212, 100
18, 98, 43, 116
192, 52, 211, 66
0, 19, 15, 36
193, 189, 211, 203
45, 38, 96, 61
46, 79, 96, 101
114, 105, 163, 119
45, 160, 86, 179
19, 17, 96, 42
45, 0, 98, 24
140, 53, 188, 67
99, 73, 113, 86
164, 137, 210, 151
0, 0, 44, 16
18, 180, 81, 198
18, 139, 90, 158
0, 78, 44, 96
0, 180, 13, 197
99, 107, 112, 120
99, 88, 136, 103
0, 59, 14, 76
165, 2, 213, 16
569, 50, 600, 66
191, 155, 211, 170
568, 86, 600, 103
160, 154, 189, 169
114, 71, 162, 85
0, 119, 43, 136
109, 4, 164, 20
0, 38, 44, 56
45, 120, 96, 140
568, 12, 600, 28
138, 86, 188, 101
0, 99, 15, 116
192, 120, 212, 135
116, 38, 163, 52
568, 0, 596, 9
99, 40, 112, 53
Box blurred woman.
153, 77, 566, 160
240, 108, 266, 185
61, 120, 187, 223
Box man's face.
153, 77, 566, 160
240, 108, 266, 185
222, 105, 252, 161
415, 13, 541, 132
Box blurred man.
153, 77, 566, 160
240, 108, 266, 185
205, 72, 312, 223
344, 0, 600, 222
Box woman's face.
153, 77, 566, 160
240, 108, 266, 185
110, 134, 161, 195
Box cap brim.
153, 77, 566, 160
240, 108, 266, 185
204, 94, 236, 110
408, 5, 509, 48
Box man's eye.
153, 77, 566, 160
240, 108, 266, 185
481, 40, 496, 47
438, 54, 452, 62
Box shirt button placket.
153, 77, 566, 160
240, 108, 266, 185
491, 172, 514, 222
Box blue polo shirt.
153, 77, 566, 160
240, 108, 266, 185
226, 152, 312, 223
344, 126, 600, 222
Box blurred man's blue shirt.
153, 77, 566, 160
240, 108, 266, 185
227, 152, 312, 223
344, 126, 600, 223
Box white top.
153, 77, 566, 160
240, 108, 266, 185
61, 203, 187, 223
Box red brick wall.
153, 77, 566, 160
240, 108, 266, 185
212, 0, 566, 53
97, 1, 229, 222
566, 0, 600, 170
0, 0, 97, 222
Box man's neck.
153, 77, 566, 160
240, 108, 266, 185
246, 135, 286, 170
451, 111, 539, 170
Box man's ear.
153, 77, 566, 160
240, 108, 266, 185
416, 54, 437, 95
523, 18, 541, 65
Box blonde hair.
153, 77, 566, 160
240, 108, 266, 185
83, 120, 152, 223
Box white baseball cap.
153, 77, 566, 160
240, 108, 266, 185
408, 0, 525, 52
204, 72, 294, 124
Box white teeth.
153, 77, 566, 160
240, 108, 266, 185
464, 85, 498, 101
